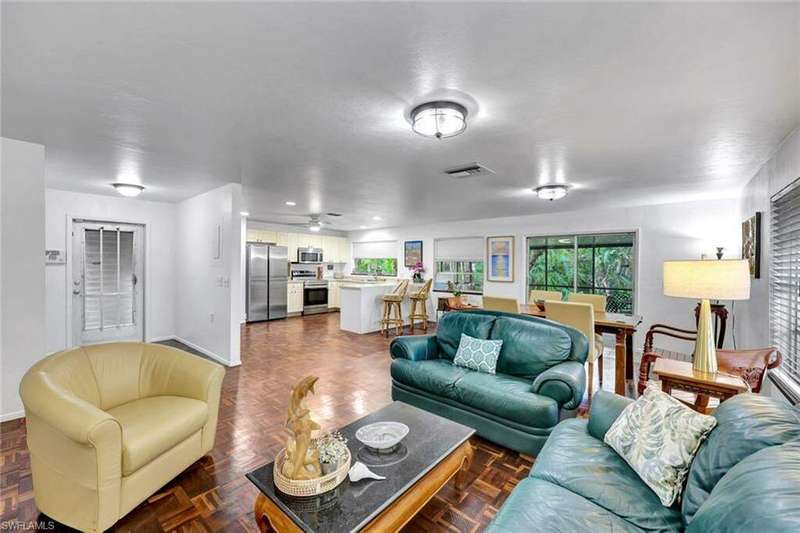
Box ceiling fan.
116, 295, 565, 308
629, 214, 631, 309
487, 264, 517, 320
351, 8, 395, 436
257, 213, 340, 232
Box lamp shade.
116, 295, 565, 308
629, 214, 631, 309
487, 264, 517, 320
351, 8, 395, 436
663, 259, 750, 300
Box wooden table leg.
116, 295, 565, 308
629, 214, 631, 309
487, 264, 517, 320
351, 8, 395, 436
625, 331, 634, 380
254, 492, 302, 533
454, 442, 474, 492
615, 330, 626, 396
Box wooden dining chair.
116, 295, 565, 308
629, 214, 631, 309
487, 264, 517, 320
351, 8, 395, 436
529, 289, 562, 303
546, 301, 604, 398
567, 292, 607, 313
482, 296, 520, 313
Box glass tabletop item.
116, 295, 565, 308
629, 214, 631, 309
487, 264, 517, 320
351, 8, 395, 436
355, 421, 409, 451
246, 401, 475, 533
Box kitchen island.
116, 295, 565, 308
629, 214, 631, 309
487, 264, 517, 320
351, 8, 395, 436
339, 281, 431, 334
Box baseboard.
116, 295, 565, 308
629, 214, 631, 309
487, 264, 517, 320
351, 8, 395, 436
1, 410, 25, 423
147, 335, 177, 343
171, 336, 242, 367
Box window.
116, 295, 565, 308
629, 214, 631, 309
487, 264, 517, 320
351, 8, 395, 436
353, 257, 397, 276
352, 241, 398, 276
434, 237, 484, 294
770, 177, 800, 391
527, 232, 636, 314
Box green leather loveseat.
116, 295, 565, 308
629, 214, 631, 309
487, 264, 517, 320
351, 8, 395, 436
390, 310, 589, 455
488, 391, 800, 532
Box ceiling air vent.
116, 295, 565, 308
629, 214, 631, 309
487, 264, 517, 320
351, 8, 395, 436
443, 162, 495, 179
326, 212, 343, 217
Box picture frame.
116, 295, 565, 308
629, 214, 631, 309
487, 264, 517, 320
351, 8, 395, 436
486, 236, 514, 282
404, 240, 423, 267
741, 212, 761, 279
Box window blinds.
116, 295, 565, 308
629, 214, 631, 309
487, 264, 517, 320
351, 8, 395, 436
770, 177, 800, 385
434, 237, 484, 261
352, 240, 397, 259
83, 228, 135, 331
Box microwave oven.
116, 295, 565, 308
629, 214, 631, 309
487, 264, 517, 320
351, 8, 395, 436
297, 247, 323, 263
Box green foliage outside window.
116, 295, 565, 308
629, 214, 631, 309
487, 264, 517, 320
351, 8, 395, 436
528, 234, 635, 314
354, 257, 397, 276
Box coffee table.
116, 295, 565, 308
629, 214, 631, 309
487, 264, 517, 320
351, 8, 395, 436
246, 401, 475, 532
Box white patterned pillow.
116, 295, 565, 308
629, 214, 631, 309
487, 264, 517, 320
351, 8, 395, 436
452, 333, 503, 374
604, 382, 717, 506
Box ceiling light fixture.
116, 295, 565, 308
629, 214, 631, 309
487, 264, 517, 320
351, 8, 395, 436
285, 201, 297, 206
240, 211, 250, 217
111, 183, 145, 197
533, 184, 569, 201
410, 101, 468, 139
309, 224, 321, 232
360, 226, 367, 229
372, 216, 382, 221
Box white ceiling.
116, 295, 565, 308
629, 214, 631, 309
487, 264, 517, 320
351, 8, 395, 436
3, 2, 798, 230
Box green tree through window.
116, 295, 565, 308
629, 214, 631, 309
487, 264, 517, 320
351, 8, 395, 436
527, 233, 635, 314
353, 257, 397, 276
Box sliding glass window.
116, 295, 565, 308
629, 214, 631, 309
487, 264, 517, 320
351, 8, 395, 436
527, 232, 636, 314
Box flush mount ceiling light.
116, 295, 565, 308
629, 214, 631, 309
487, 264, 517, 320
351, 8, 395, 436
285, 201, 297, 206
411, 101, 468, 139
309, 223, 322, 232
533, 184, 569, 201
111, 183, 145, 197
240, 211, 250, 217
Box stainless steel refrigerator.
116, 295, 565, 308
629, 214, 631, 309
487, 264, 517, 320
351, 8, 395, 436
246, 244, 288, 321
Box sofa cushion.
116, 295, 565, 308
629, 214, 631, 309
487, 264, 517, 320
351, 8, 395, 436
390, 359, 469, 397
682, 393, 800, 524
109, 395, 208, 475
436, 312, 497, 360
487, 478, 646, 533
453, 333, 503, 374
531, 419, 683, 531
686, 441, 800, 533
489, 316, 572, 378
452, 371, 559, 428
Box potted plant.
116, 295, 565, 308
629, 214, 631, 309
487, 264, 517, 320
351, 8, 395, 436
315, 431, 349, 475
447, 281, 464, 307
411, 261, 425, 283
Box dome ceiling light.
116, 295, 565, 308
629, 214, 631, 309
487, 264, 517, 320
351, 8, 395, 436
533, 184, 569, 201
410, 101, 467, 139
111, 183, 145, 197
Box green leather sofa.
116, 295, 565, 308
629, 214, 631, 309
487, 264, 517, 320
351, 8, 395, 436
390, 310, 589, 455
488, 391, 800, 532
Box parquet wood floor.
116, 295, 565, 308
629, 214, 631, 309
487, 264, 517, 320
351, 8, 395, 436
0, 312, 600, 532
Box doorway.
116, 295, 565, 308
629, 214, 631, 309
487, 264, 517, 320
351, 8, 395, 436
71, 220, 144, 345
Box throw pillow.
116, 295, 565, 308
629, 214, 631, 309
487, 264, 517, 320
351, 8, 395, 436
604, 382, 717, 506
453, 333, 503, 374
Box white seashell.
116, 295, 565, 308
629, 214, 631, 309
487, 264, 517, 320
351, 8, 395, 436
348, 461, 386, 482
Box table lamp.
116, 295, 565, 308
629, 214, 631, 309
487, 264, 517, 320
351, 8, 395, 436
663, 259, 750, 374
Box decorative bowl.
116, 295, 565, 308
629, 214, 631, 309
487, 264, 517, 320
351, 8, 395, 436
355, 421, 409, 451
273, 447, 351, 497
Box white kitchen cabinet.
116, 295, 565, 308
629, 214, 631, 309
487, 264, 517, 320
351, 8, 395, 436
287, 282, 304, 314
275, 232, 289, 247
328, 280, 341, 308
287, 233, 300, 262
337, 237, 350, 264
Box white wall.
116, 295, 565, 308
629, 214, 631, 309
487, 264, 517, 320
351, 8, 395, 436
176, 183, 242, 366
1, 138, 46, 421
45, 189, 178, 353
737, 127, 800, 402
348, 197, 741, 353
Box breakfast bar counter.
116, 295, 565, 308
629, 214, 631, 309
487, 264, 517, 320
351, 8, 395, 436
339, 281, 431, 334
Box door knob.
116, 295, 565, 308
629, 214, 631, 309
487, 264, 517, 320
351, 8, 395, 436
73, 289, 81, 295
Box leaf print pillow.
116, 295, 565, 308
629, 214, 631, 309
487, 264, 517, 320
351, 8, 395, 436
604, 382, 717, 506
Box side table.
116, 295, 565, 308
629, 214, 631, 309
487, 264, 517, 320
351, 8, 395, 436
652, 358, 749, 414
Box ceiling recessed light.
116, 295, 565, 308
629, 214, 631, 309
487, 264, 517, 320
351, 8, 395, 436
360, 226, 367, 229
240, 211, 250, 217
111, 183, 145, 197
411, 101, 468, 139
533, 184, 569, 201
285, 201, 297, 206
372, 216, 382, 221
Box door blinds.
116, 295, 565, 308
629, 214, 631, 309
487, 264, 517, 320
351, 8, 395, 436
83, 227, 136, 330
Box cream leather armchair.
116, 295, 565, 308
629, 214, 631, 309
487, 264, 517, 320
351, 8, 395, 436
20, 342, 225, 532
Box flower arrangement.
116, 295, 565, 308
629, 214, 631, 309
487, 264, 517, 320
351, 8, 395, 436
314, 431, 349, 473
411, 261, 425, 282
447, 280, 463, 297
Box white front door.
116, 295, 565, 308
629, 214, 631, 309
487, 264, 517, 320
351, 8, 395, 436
72, 221, 144, 345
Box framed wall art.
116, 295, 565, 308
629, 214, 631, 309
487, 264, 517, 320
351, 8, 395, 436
741, 211, 761, 278
404, 240, 423, 267
487, 236, 514, 282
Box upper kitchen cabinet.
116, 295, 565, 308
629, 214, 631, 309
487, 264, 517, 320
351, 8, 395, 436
246, 229, 278, 243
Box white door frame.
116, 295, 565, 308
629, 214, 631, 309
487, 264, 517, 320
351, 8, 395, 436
65, 215, 152, 348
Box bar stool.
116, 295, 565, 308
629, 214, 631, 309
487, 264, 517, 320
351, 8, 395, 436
408, 278, 433, 332
380, 280, 410, 337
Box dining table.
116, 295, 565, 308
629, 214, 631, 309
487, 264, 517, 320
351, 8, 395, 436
519, 304, 642, 397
